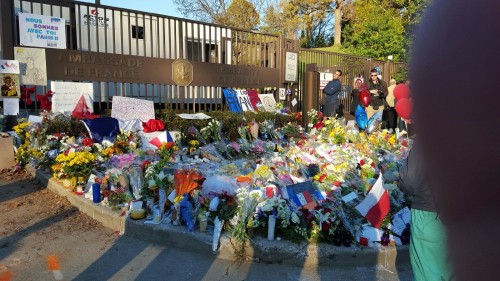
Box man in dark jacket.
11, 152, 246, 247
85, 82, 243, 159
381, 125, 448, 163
366, 69, 388, 118
398, 141, 453, 281
322, 70, 342, 117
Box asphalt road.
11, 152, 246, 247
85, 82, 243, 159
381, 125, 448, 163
0, 169, 413, 281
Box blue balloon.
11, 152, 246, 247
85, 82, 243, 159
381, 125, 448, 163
355, 105, 368, 129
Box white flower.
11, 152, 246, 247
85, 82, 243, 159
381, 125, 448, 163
291, 212, 300, 224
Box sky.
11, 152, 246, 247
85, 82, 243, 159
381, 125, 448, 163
78, 0, 182, 18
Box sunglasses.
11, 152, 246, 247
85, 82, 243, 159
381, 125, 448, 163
371, 74, 378, 77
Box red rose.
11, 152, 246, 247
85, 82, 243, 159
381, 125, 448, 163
360, 159, 366, 166
322, 221, 331, 232
82, 138, 94, 147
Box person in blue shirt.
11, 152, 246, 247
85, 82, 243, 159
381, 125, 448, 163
322, 70, 342, 117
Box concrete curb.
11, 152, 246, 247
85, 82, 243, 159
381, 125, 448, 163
35, 169, 126, 234
35, 170, 409, 268
125, 218, 409, 268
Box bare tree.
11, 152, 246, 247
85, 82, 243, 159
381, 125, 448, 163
174, 0, 276, 25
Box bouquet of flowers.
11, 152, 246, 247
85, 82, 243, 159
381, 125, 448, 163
201, 119, 222, 142
231, 188, 261, 244
307, 109, 323, 131
173, 167, 203, 200
55, 151, 96, 178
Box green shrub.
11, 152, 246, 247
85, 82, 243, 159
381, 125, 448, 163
159, 110, 295, 141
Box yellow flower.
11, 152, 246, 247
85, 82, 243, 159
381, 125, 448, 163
388, 135, 396, 145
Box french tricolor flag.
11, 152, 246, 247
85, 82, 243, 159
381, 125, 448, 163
292, 190, 317, 210
149, 131, 174, 148
355, 173, 390, 228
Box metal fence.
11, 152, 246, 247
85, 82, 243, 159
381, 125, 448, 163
297, 49, 405, 114
2, 0, 405, 115
6, 0, 284, 113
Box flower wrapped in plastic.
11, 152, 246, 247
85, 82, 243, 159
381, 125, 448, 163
173, 167, 203, 199
231, 188, 262, 246
200, 119, 222, 143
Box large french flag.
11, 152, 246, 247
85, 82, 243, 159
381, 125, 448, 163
355, 173, 390, 228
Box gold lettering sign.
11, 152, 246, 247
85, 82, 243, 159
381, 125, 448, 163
172, 59, 193, 86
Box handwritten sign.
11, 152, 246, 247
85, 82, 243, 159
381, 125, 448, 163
19, 13, 66, 49
236, 90, 254, 111
111, 96, 154, 122
258, 94, 277, 112
223, 88, 242, 113
51, 81, 93, 113
3, 98, 19, 115
14, 47, 47, 86
246, 89, 261, 110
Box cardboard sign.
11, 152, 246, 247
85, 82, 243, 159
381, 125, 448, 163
223, 88, 242, 113
258, 94, 277, 112
246, 89, 261, 110
111, 96, 155, 122
14, 47, 47, 86
19, 13, 66, 49
51, 81, 94, 113
236, 90, 254, 111
0, 137, 16, 170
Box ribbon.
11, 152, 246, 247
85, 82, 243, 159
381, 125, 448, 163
36, 90, 53, 111
20, 86, 35, 105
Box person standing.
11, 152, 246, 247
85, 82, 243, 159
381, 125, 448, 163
366, 69, 388, 118
398, 141, 453, 281
322, 70, 342, 117
349, 78, 363, 115
386, 78, 397, 107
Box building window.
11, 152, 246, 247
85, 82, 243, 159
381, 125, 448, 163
131, 25, 144, 39
187, 39, 202, 61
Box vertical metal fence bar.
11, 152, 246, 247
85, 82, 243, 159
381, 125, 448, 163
104, 7, 108, 53
142, 12, 145, 56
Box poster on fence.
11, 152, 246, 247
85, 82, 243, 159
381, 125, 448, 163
3, 98, 20, 115
236, 90, 254, 111
246, 89, 261, 111
1, 74, 21, 99
223, 88, 242, 113
0, 60, 20, 74
51, 81, 93, 113
258, 94, 277, 112
14, 47, 47, 86
19, 13, 66, 49
111, 96, 155, 122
